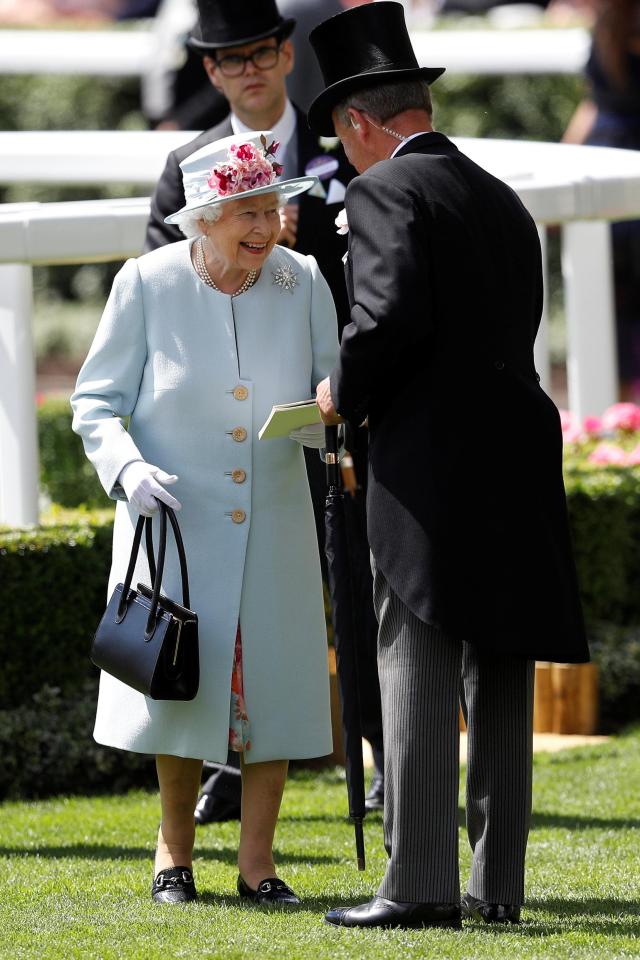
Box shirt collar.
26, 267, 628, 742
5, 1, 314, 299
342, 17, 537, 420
390, 131, 434, 158
230, 99, 297, 156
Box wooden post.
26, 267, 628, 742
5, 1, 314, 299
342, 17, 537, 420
552, 664, 581, 734
577, 662, 599, 735
534, 662, 554, 732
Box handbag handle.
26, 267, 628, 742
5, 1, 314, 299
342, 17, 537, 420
116, 503, 191, 639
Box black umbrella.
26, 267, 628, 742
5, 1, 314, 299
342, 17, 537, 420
324, 424, 366, 871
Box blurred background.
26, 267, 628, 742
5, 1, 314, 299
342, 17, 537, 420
0, 0, 600, 401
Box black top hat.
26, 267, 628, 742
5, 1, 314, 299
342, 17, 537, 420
308, 2, 445, 136
188, 0, 295, 53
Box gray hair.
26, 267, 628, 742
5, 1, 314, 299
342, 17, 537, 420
173, 189, 287, 238
336, 79, 433, 126
173, 202, 223, 239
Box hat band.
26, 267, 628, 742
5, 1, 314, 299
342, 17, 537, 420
321, 57, 419, 88
192, 16, 285, 46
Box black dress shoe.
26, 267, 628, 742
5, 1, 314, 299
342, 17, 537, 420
364, 773, 384, 813
152, 867, 197, 904
194, 791, 241, 824
237, 875, 300, 906
325, 897, 462, 929
461, 892, 521, 924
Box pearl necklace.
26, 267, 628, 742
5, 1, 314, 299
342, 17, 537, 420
195, 237, 258, 297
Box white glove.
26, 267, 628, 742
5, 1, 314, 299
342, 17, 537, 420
118, 460, 181, 516
289, 422, 327, 449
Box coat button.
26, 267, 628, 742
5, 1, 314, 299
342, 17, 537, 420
232, 469, 247, 484
232, 427, 247, 442
233, 385, 249, 401
231, 509, 246, 524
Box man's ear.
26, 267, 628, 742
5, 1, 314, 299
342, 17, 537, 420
203, 55, 223, 93
347, 107, 366, 137
280, 38, 295, 76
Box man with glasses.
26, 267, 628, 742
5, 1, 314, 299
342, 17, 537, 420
144, 0, 385, 827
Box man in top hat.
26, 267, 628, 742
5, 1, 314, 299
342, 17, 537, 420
310, 0, 588, 931
144, 0, 385, 826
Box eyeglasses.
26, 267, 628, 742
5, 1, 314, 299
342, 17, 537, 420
215, 45, 281, 78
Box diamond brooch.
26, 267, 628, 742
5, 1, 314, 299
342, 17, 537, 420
271, 264, 299, 294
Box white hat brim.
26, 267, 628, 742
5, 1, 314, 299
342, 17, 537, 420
164, 176, 318, 225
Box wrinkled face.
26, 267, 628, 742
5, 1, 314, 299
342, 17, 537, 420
204, 37, 293, 120
201, 191, 281, 271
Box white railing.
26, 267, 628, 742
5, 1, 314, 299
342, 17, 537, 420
1, 134, 640, 526
0, 27, 589, 77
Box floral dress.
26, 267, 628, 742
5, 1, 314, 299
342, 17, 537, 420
229, 625, 251, 753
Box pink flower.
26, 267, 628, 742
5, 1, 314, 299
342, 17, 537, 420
563, 425, 582, 446
582, 415, 603, 436
559, 409, 576, 434
588, 442, 628, 466
230, 142, 258, 162
626, 444, 640, 465
601, 402, 640, 433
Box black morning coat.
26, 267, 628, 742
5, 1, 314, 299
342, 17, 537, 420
144, 104, 353, 333
331, 132, 589, 664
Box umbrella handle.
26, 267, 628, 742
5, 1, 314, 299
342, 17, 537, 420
324, 424, 341, 488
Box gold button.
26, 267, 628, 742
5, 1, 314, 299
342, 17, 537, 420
232, 427, 247, 442
233, 385, 249, 401
232, 469, 247, 484
231, 509, 246, 524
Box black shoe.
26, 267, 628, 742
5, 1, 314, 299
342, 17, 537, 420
237, 874, 300, 906
151, 866, 197, 904
364, 773, 384, 813
461, 892, 521, 924
194, 791, 241, 825
325, 897, 462, 929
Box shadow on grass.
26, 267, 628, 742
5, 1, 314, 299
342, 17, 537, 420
454, 807, 640, 831
196, 891, 366, 913
0, 843, 340, 866
462, 899, 640, 938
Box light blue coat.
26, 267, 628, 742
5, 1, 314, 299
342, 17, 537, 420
71, 239, 339, 763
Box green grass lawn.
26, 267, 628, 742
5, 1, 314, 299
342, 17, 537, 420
1, 731, 639, 960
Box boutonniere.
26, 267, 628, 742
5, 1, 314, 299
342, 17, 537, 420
335, 208, 349, 236
319, 135, 340, 152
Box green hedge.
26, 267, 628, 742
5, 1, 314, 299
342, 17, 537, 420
0, 510, 113, 710
0, 680, 155, 800
565, 467, 640, 626
39, 398, 108, 508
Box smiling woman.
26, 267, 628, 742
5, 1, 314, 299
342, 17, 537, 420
70, 130, 336, 908
192, 192, 283, 296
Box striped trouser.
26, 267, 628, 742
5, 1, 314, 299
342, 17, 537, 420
373, 560, 535, 905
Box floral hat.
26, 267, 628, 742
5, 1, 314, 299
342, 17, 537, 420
164, 131, 317, 224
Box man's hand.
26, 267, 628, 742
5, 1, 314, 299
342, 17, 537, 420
316, 376, 342, 425
278, 204, 299, 248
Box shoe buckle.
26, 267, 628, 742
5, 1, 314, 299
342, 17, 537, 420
259, 881, 272, 893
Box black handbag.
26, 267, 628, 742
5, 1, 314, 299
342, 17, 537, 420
92, 503, 199, 700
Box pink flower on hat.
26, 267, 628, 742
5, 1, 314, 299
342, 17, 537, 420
206, 136, 283, 200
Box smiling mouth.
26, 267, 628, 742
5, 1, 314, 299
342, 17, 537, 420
241, 242, 268, 253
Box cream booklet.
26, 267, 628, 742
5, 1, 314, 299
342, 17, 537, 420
258, 399, 321, 440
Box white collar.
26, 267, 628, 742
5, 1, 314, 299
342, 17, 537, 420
230, 99, 297, 155
390, 131, 434, 158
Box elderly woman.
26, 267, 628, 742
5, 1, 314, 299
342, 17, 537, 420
71, 132, 338, 905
